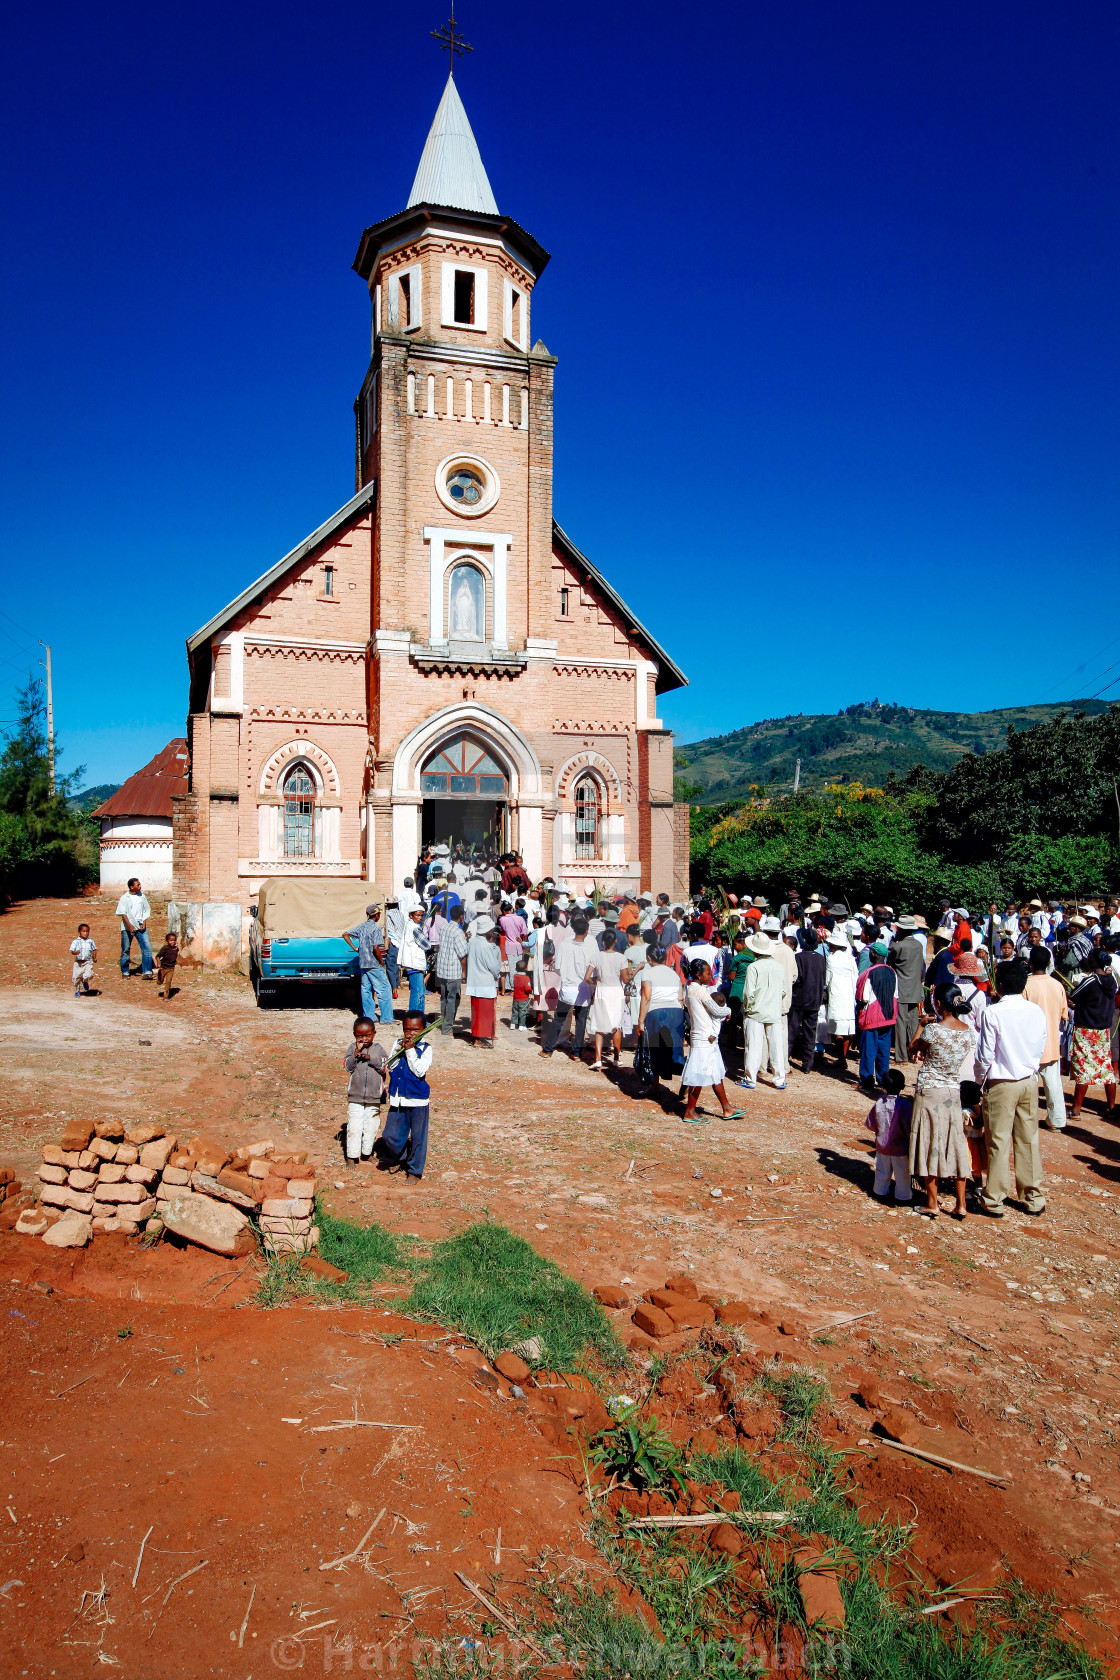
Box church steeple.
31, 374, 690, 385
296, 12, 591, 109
407, 75, 499, 215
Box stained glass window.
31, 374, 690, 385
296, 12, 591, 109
447, 468, 483, 505
421, 736, 508, 798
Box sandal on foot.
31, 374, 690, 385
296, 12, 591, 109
723, 1108, 745, 1120
681, 1113, 710, 1124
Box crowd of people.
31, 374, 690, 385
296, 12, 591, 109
342, 846, 1119, 1215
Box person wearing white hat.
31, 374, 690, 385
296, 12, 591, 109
740, 933, 787, 1090
824, 928, 859, 1078
764, 914, 796, 1067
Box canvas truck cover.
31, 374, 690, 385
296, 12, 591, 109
256, 878, 384, 939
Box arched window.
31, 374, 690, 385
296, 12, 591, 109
447, 564, 485, 641
574, 775, 600, 860
282, 762, 319, 858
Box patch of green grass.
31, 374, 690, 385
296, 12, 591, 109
315, 1201, 411, 1284
760, 1364, 832, 1444
402, 1219, 626, 1370
254, 1252, 309, 1308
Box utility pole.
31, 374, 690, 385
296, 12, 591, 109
39, 641, 54, 795
793, 757, 801, 794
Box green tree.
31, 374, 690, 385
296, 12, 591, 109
0, 680, 97, 899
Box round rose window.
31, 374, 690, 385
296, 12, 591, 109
447, 467, 483, 506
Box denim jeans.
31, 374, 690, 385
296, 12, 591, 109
120, 926, 153, 976
384, 944, 400, 989
859, 1025, 893, 1084
379, 1103, 429, 1178
360, 966, 394, 1025
405, 968, 426, 1014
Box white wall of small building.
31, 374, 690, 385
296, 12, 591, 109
99, 817, 174, 890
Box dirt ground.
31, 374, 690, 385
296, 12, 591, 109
1, 891, 1119, 1676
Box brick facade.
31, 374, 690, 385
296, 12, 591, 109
174, 85, 686, 919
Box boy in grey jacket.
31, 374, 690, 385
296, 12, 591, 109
343, 1017, 389, 1167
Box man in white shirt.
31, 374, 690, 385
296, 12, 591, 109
540, 914, 598, 1060
116, 878, 153, 979
974, 960, 1049, 1217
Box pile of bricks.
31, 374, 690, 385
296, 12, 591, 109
0, 1166, 25, 1229
37, 1120, 165, 1237
31, 1122, 319, 1256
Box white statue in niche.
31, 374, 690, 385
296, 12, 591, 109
449, 565, 484, 640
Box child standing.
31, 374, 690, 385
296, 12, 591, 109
342, 1016, 389, 1168
377, 1013, 433, 1182
69, 923, 97, 997
865, 1067, 913, 1204
511, 957, 533, 1030
155, 931, 180, 999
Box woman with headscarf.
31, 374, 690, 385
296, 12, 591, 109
1069, 949, 1118, 1120
909, 981, 977, 1219
824, 928, 859, 1079
532, 903, 570, 1026
679, 958, 743, 1123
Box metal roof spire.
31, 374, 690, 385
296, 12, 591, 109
408, 16, 498, 215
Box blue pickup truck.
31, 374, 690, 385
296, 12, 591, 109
249, 878, 385, 1006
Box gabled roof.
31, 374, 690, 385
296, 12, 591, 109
552, 521, 688, 696
92, 740, 188, 821
186, 481, 377, 654
408, 75, 498, 215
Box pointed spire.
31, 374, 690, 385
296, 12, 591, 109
408, 75, 499, 215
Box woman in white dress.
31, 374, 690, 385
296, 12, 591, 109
680, 960, 744, 1124
532, 905, 570, 1017
824, 929, 859, 1079
587, 937, 631, 1069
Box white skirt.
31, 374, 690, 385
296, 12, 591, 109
681, 1038, 726, 1088
588, 984, 624, 1034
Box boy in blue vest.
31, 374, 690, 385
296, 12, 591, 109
376, 1013, 432, 1182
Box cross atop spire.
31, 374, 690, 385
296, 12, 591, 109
431, 5, 472, 77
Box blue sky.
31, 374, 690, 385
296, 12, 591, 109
1, 0, 1117, 786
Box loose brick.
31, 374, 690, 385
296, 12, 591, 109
41, 1147, 68, 1167
125, 1123, 167, 1146
709, 1523, 742, 1557
37, 1164, 69, 1186
161, 1166, 191, 1186
260, 1197, 313, 1219
285, 1178, 316, 1200
114, 1143, 139, 1165
664, 1274, 699, 1299
714, 1301, 756, 1326
664, 1301, 715, 1330
60, 1123, 94, 1153
140, 1138, 174, 1172
216, 1167, 257, 1199
92, 1118, 125, 1141
125, 1166, 157, 1187
648, 1287, 694, 1310
593, 1284, 629, 1309
94, 1182, 149, 1204
88, 1137, 117, 1162
631, 1304, 675, 1339
68, 1169, 98, 1192
97, 1164, 126, 1184
247, 1160, 270, 1179
494, 1351, 531, 1383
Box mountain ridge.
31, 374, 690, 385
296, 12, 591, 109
675, 698, 1113, 803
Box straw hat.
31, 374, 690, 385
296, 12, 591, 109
745, 933, 773, 955
826, 929, 850, 949
949, 952, 985, 978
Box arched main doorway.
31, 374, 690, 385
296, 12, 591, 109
419, 733, 509, 856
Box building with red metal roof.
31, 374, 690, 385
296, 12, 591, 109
92, 740, 188, 890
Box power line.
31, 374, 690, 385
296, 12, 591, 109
0, 607, 36, 649
1085, 661, 1120, 702
1036, 628, 1120, 703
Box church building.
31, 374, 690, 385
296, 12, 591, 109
173, 74, 687, 924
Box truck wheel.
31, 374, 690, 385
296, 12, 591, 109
253, 964, 273, 1008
